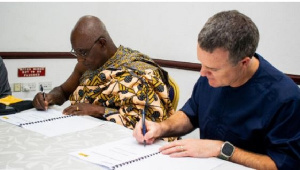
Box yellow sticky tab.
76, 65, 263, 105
78, 153, 89, 157
0, 95, 23, 105
2, 116, 9, 119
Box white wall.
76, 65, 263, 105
2, 2, 300, 72
1, 2, 300, 106
3, 59, 77, 99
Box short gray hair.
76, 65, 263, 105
198, 10, 259, 65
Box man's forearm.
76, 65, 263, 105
48, 86, 68, 106
231, 147, 277, 170
160, 111, 194, 138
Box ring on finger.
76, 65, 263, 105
76, 106, 79, 111
177, 145, 184, 152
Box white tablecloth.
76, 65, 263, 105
0, 105, 252, 170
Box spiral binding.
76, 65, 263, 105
112, 151, 160, 170
19, 115, 74, 127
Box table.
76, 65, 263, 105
0, 106, 252, 170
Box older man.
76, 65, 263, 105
33, 16, 177, 141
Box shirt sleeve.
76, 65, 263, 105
0, 57, 12, 98
266, 99, 300, 169
179, 77, 202, 128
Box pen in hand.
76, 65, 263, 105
142, 108, 147, 147
40, 84, 46, 101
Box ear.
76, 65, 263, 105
98, 37, 106, 47
240, 57, 251, 67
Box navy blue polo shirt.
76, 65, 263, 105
181, 54, 300, 169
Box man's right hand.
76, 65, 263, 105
133, 118, 162, 145
32, 92, 50, 110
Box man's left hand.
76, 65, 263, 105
63, 103, 105, 117
159, 138, 223, 158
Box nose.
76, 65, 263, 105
77, 56, 86, 62
200, 66, 209, 77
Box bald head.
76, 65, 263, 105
70, 15, 117, 70
71, 15, 108, 43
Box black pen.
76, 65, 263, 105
40, 84, 45, 101
142, 108, 146, 147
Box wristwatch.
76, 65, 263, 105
218, 141, 235, 161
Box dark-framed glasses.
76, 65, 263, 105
70, 36, 103, 57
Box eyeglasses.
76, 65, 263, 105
70, 36, 103, 57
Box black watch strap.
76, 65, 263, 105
218, 152, 229, 160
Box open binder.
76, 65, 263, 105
0, 107, 103, 137
70, 137, 226, 170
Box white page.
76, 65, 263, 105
0, 107, 104, 137
116, 153, 225, 170
70, 137, 161, 169
0, 108, 64, 125
22, 115, 103, 137
70, 137, 225, 170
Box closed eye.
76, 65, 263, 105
204, 66, 219, 72
78, 49, 89, 56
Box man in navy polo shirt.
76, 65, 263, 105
133, 10, 300, 170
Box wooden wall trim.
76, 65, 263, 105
0, 52, 74, 59
152, 59, 201, 72
1, 52, 300, 85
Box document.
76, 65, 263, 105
0, 108, 104, 137
70, 137, 225, 170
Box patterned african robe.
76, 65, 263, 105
69, 45, 177, 142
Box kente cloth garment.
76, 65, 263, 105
69, 45, 177, 142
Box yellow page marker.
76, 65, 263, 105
78, 153, 89, 157
2, 116, 9, 119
